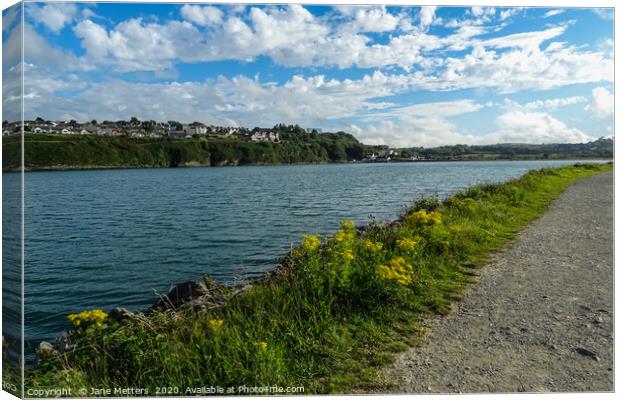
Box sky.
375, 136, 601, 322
1, 2, 615, 147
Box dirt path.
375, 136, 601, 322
384, 171, 613, 393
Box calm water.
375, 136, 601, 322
1, 160, 607, 355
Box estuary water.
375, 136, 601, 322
1, 160, 607, 354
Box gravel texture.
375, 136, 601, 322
384, 171, 613, 393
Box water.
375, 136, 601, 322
1, 160, 607, 355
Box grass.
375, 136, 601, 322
22, 162, 612, 396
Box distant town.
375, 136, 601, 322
2, 118, 613, 169
3, 118, 294, 143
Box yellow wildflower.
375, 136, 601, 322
67, 309, 108, 328
362, 240, 383, 252
208, 319, 223, 331
340, 220, 355, 230
396, 236, 420, 252
377, 257, 413, 285
334, 230, 354, 243
256, 341, 268, 350
300, 234, 320, 252
405, 210, 442, 226
428, 211, 442, 225
339, 249, 354, 261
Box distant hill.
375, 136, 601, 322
396, 138, 613, 161
1, 133, 612, 171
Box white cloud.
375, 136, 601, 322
74, 20, 110, 59
524, 96, 587, 110
588, 87, 614, 117
27, 2, 78, 33
2, 4, 20, 33
346, 118, 478, 147
180, 5, 223, 26
543, 9, 564, 18
419, 6, 437, 29
499, 8, 521, 21
489, 110, 593, 144
481, 25, 566, 50
64, 4, 613, 88
20, 70, 412, 126
470, 6, 495, 18
415, 39, 613, 93
342, 6, 400, 33
592, 9, 613, 21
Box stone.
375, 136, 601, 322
575, 347, 598, 360
152, 281, 209, 310
108, 307, 134, 322
36, 341, 58, 360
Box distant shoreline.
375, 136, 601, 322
2, 157, 613, 173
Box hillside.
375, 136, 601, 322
397, 138, 613, 161
2, 132, 371, 171
1, 134, 612, 171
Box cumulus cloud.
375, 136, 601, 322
341, 6, 401, 33
180, 5, 223, 26
415, 37, 613, 93
419, 6, 437, 28
64, 5, 613, 94
27, 2, 78, 33
489, 110, 593, 144
588, 87, 614, 117
20, 70, 412, 126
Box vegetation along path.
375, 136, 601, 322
385, 171, 613, 393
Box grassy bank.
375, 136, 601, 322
25, 163, 612, 395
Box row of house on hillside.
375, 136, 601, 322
2, 119, 284, 143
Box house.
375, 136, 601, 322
249, 131, 279, 142
61, 128, 73, 135
97, 128, 113, 136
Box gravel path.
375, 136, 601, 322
385, 171, 613, 393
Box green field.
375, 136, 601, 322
17, 162, 612, 396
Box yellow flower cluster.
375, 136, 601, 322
256, 341, 268, 350
340, 220, 355, 230
406, 210, 442, 226
208, 319, 223, 331
396, 236, 420, 252
338, 249, 354, 261
300, 234, 320, 252
362, 240, 383, 252
334, 230, 354, 243
377, 257, 413, 285
67, 309, 107, 328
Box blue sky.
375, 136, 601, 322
2, 2, 615, 146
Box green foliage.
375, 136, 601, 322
25, 163, 612, 394
398, 138, 613, 160
2, 133, 376, 170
